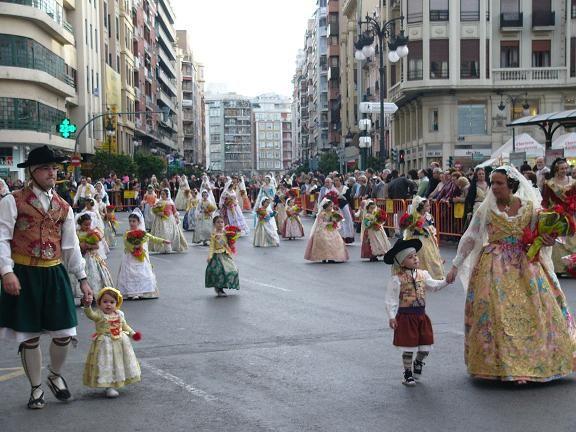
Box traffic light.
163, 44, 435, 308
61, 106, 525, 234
399, 149, 405, 164
391, 148, 397, 163
448, 156, 454, 168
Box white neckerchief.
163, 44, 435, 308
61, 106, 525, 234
31, 184, 54, 213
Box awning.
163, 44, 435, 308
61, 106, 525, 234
508, 110, 576, 148
552, 132, 576, 157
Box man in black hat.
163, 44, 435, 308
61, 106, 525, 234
0, 145, 94, 409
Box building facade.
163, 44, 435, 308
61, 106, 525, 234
386, 0, 576, 170
205, 93, 253, 174
252, 94, 292, 172
177, 29, 206, 166
0, 0, 79, 180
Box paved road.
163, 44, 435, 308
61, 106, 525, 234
2, 212, 576, 431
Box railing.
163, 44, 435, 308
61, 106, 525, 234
500, 12, 523, 28
407, 12, 423, 24
460, 65, 480, 79
532, 10, 555, 27
492, 67, 567, 84
430, 69, 449, 79
430, 9, 449, 21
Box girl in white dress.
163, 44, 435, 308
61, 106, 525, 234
193, 190, 216, 245
149, 188, 188, 253
219, 179, 250, 235
117, 209, 170, 300
253, 198, 280, 247
174, 174, 190, 211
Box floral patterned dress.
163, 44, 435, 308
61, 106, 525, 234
360, 213, 391, 259
542, 178, 576, 274
149, 200, 188, 253
74, 229, 114, 298
463, 201, 576, 381
304, 210, 349, 262
83, 307, 141, 388
282, 205, 304, 239
193, 199, 216, 243
205, 232, 239, 291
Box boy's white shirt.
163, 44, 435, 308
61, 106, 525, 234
385, 269, 447, 320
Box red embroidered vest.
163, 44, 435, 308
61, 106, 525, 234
12, 187, 69, 260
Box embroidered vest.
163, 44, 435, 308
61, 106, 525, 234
12, 187, 69, 260
397, 269, 427, 309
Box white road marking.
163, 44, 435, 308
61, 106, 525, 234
149, 255, 171, 262
242, 278, 291, 292
140, 360, 218, 402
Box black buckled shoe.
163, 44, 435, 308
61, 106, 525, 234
28, 385, 46, 409
413, 360, 425, 379
402, 369, 416, 386
47, 372, 71, 401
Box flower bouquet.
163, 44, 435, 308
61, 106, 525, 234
523, 203, 576, 261
224, 225, 241, 254
152, 202, 170, 220
83, 230, 101, 245
105, 205, 119, 229
288, 205, 301, 219
126, 229, 147, 262
257, 207, 270, 222
372, 208, 387, 230
325, 190, 340, 205
399, 213, 426, 236
203, 203, 217, 217
327, 211, 343, 231
562, 254, 576, 277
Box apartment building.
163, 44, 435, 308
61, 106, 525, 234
177, 29, 206, 166
386, 0, 576, 170
252, 94, 292, 172
327, 0, 341, 150
205, 93, 253, 174
0, 0, 79, 180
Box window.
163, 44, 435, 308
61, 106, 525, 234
501, 0, 519, 13
90, 24, 93, 48
500, 40, 519, 67
571, 38, 576, 77
461, 0, 479, 21
96, 72, 99, 94
430, 40, 449, 79
103, 3, 108, 27
486, 40, 490, 78
572, 0, 576, 19
458, 104, 486, 135
407, 41, 423, 80
533, 0, 554, 26
430, 0, 449, 21
532, 40, 551, 67
407, 0, 423, 23
429, 109, 439, 132
0, 97, 66, 133
91, 69, 94, 93
95, 29, 98, 53
85, 19, 88, 45
461, 39, 480, 78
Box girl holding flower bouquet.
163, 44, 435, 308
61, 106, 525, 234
220, 178, 250, 235
282, 197, 304, 240
253, 198, 280, 247
117, 209, 170, 300
103, 204, 119, 249
446, 166, 576, 383
360, 201, 391, 261
205, 216, 240, 297
141, 185, 157, 230
73, 214, 114, 301
193, 190, 217, 245
541, 158, 576, 275
304, 198, 349, 263
273, 184, 288, 234
183, 189, 199, 232
150, 188, 188, 253
401, 197, 444, 279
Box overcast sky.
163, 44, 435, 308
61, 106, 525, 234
172, 0, 317, 99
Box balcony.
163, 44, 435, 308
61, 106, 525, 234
157, 68, 177, 97
158, 91, 175, 111
430, 9, 449, 21
1, 0, 75, 45
327, 22, 339, 36
500, 12, 523, 29
158, 48, 177, 78
532, 10, 555, 28
492, 67, 567, 85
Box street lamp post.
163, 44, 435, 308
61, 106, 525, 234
105, 112, 115, 155
354, 14, 408, 163
358, 118, 372, 170
497, 91, 530, 153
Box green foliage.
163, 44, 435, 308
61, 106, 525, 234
365, 156, 385, 171
134, 152, 166, 181
318, 150, 339, 174
90, 151, 137, 180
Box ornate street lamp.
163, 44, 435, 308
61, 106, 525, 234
355, 15, 408, 163
497, 91, 530, 153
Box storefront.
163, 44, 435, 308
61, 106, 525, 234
0, 146, 25, 182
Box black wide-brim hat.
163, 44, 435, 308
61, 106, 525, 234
17, 145, 68, 168
384, 238, 423, 265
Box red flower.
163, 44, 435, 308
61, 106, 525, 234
132, 331, 142, 341
399, 213, 412, 230
325, 191, 339, 205
522, 226, 537, 246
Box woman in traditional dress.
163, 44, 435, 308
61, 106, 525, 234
149, 188, 188, 253
304, 198, 349, 263
0, 178, 10, 199
541, 158, 576, 275
174, 174, 190, 211
447, 166, 576, 383
219, 178, 250, 235
360, 201, 391, 261
273, 184, 288, 235
193, 190, 217, 245
402, 196, 444, 279
94, 181, 109, 205
183, 188, 199, 232
205, 215, 240, 297
76, 198, 109, 259
282, 197, 304, 240
253, 175, 276, 216
141, 185, 157, 230
253, 198, 280, 247
333, 176, 355, 244
239, 175, 252, 211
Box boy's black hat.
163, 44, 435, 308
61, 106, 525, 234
17, 145, 67, 168
384, 239, 423, 265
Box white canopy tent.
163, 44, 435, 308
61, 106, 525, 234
478, 133, 544, 167
552, 132, 576, 158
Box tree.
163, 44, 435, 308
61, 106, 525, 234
365, 156, 385, 171
318, 150, 339, 174
90, 151, 137, 180
134, 152, 166, 181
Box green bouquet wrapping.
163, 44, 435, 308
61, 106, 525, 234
524, 204, 576, 261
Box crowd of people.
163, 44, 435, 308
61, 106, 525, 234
2, 145, 576, 410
